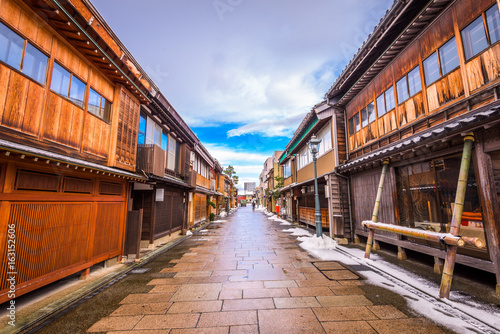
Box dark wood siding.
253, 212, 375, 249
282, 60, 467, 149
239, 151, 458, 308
351, 167, 396, 235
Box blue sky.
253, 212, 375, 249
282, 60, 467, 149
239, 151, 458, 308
92, 0, 393, 190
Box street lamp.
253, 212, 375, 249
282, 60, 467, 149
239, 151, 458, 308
308, 134, 322, 237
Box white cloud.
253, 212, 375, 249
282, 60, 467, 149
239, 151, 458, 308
227, 113, 306, 138
203, 143, 270, 166
92, 0, 392, 136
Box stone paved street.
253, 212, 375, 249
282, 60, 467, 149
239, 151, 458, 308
39, 207, 450, 333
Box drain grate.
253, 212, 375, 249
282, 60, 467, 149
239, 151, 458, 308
312, 261, 363, 281
129, 268, 151, 274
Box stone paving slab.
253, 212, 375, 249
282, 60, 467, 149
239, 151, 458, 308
81, 207, 449, 333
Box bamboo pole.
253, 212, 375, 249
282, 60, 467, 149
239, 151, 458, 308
365, 159, 390, 259
362, 221, 484, 248
439, 132, 474, 299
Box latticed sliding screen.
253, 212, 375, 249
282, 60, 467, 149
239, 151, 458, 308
92, 203, 123, 258
0, 203, 91, 290
194, 193, 207, 223
116, 87, 140, 169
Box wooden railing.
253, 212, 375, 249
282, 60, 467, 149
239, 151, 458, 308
136, 144, 165, 176
298, 207, 329, 228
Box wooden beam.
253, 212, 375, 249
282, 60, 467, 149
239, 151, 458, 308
473, 131, 500, 297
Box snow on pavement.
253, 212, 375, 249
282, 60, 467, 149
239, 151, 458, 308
283, 228, 313, 236
282, 229, 500, 334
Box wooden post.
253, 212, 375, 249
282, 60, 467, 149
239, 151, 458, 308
473, 131, 500, 298
79, 268, 90, 280
149, 187, 157, 247
439, 133, 474, 299
434, 257, 444, 274
365, 159, 390, 258
398, 246, 407, 260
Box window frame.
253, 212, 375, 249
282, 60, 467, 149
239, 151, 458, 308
396, 65, 422, 104
50, 61, 87, 109
461, 4, 500, 62
283, 159, 291, 179
0, 21, 48, 86
87, 87, 111, 122
423, 37, 460, 86
167, 134, 177, 172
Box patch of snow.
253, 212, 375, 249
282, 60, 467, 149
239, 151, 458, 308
280, 221, 292, 225
283, 228, 312, 236
200, 229, 209, 233
213, 220, 226, 223
298, 235, 337, 250
219, 212, 227, 218
186, 230, 193, 236
282, 229, 500, 333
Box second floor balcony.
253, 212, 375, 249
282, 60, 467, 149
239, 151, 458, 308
136, 144, 166, 177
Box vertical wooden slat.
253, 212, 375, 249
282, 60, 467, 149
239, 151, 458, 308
473, 131, 500, 297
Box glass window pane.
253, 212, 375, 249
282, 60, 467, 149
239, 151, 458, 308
138, 120, 145, 145
50, 63, 71, 96
323, 129, 332, 151
367, 102, 375, 123
138, 114, 146, 144
154, 124, 162, 146
385, 86, 395, 111
376, 93, 386, 117
146, 117, 155, 145
88, 89, 101, 116
461, 16, 488, 61
354, 113, 360, 132
439, 37, 460, 75
486, 4, 500, 44
167, 134, 176, 171
348, 117, 354, 134
161, 132, 168, 151
396, 76, 409, 103
360, 108, 367, 127
408, 66, 422, 96
423, 52, 440, 85
22, 43, 48, 84
102, 98, 111, 121
0, 22, 23, 70
69, 76, 85, 108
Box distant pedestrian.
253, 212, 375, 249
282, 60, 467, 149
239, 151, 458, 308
252, 201, 256, 210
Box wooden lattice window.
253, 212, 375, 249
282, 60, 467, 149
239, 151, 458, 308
63, 176, 93, 194
99, 181, 123, 195
116, 87, 140, 167
15, 170, 60, 192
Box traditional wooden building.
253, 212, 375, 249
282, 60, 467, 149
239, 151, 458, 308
327, 0, 500, 295
126, 91, 198, 252
278, 107, 350, 238
0, 0, 153, 302
187, 143, 223, 227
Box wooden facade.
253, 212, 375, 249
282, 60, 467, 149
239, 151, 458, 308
276, 106, 352, 238
0, 0, 149, 302
328, 0, 500, 295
